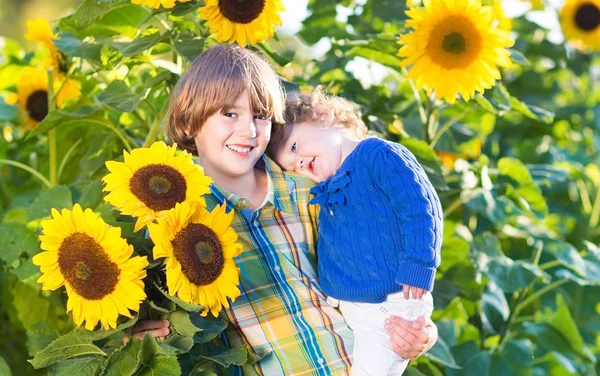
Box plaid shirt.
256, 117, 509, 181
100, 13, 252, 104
205, 156, 354, 376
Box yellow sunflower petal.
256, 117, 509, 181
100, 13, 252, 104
559, 0, 600, 51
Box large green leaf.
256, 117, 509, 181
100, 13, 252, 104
47, 356, 104, 376
112, 32, 166, 57
0, 356, 12, 376
25, 107, 102, 138
60, 0, 131, 30
470, 233, 548, 293
27, 185, 73, 221
169, 310, 201, 337
498, 158, 547, 219
464, 189, 524, 225
0, 96, 18, 121
54, 32, 103, 62
195, 344, 249, 367
104, 341, 140, 375
82, 4, 150, 38
137, 356, 180, 376
97, 81, 142, 112
103, 338, 141, 376
480, 282, 509, 334
28, 331, 106, 369
160, 335, 194, 357
173, 31, 206, 62
423, 336, 460, 369
0, 224, 39, 265
189, 315, 228, 344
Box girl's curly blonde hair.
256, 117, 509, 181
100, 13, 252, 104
268, 88, 368, 156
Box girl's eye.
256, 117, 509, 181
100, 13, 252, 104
291, 142, 297, 153
254, 114, 268, 120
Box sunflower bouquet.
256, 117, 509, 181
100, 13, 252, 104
27, 141, 256, 374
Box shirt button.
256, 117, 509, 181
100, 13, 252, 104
274, 266, 281, 272
318, 358, 324, 364
253, 220, 260, 226
296, 312, 302, 318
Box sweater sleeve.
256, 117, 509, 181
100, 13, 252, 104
372, 142, 442, 291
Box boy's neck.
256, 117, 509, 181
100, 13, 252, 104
209, 166, 268, 210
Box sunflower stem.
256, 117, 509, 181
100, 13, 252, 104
47, 69, 57, 187
402, 68, 427, 126
143, 103, 168, 148
0, 159, 52, 188
430, 109, 472, 148
57, 138, 83, 183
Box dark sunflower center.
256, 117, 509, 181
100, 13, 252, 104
26, 90, 49, 122
218, 0, 266, 24
58, 232, 119, 300
574, 3, 600, 31
172, 223, 224, 286
129, 164, 187, 211
442, 32, 466, 54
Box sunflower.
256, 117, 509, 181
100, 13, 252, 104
148, 202, 242, 317
491, 0, 512, 32
15, 67, 81, 129
102, 141, 213, 232
559, 0, 600, 51
198, 0, 285, 46
32, 204, 148, 330
398, 0, 514, 104
131, 0, 191, 9
25, 18, 64, 76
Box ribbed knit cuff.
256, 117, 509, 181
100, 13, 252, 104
395, 261, 436, 291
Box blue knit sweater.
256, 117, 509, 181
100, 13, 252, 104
309, 138, 443, 303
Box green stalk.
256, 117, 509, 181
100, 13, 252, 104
514, 278, 569, 314
0, 159, 52, 188
47, 69, 57, 187
143, 104, 168, 148
57, 139, 83, 183
589, 185, 600, 228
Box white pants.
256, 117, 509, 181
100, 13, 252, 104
337, 291, 434, 376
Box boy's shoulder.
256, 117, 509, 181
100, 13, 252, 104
281, 170, 317, 189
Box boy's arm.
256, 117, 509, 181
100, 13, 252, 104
372, 144, 443, 291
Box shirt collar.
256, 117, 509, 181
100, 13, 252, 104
208, 155, 294, 215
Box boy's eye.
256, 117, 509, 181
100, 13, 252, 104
224, 112, 237, 118
291, 142, 297, 153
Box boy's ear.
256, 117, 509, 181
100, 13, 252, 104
314, 105, 334, 127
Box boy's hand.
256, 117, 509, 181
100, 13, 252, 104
401, 284, 427, 300
124, 320, 170, 343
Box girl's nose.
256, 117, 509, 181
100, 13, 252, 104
296, 158, 304, 170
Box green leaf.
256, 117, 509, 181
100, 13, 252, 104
0, 224, 39, 265
137, 356, 180, 376
170, 0, 204, 16
103, 338, 141, 376
480, 282, 509, 334
112, 32, 166, 57
54, 32, 103, 61
508, 97, 554, 124
97, 81, 142, 112
498, 157, 548, 219
257, 43, 295, 67
153, 280, 203, 312
0, 356, 12, 376
47, 356, 104, 376
78, 180, 104, 210
160, 335, 194, 356
534, 294, 594, 362
542, 241, 587, 278
189, 315, 228, 344
169, 311, 201, 337
174, 31, 206, 62
26, 107, 101, 139
464, 189, 524, 225
498, 157, 534, 186
60, 0, 131, 30
196, 343, 248, 367
346, 46, 404, 71
28, 331, 106, 369
474, 95, 497, 114
28, 185, 73, 221
140, 332, 164, 365
470, 233, 548, 293
424, 336, 460, 369
445, 342, 490, 376
82, 4, 150, 38
400, 138, 448, 191
508, 49, 530, 66
0, 96, 18, 121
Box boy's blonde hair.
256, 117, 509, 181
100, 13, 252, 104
166, 44, 285, 154
268, 88, 368, 155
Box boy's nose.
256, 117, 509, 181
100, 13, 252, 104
239, 119, 257, 138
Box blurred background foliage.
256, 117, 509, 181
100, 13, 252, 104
0, 0, 599, 375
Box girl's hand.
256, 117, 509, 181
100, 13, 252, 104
400, 284, 427, 300
384, 316, 438, 360
124, 320, 170, 343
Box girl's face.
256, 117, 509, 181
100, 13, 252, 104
194, 91, 271, 182
273, 122, 343, 182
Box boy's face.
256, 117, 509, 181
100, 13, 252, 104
274, 122, 343, 182
194, 90, 271, 182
